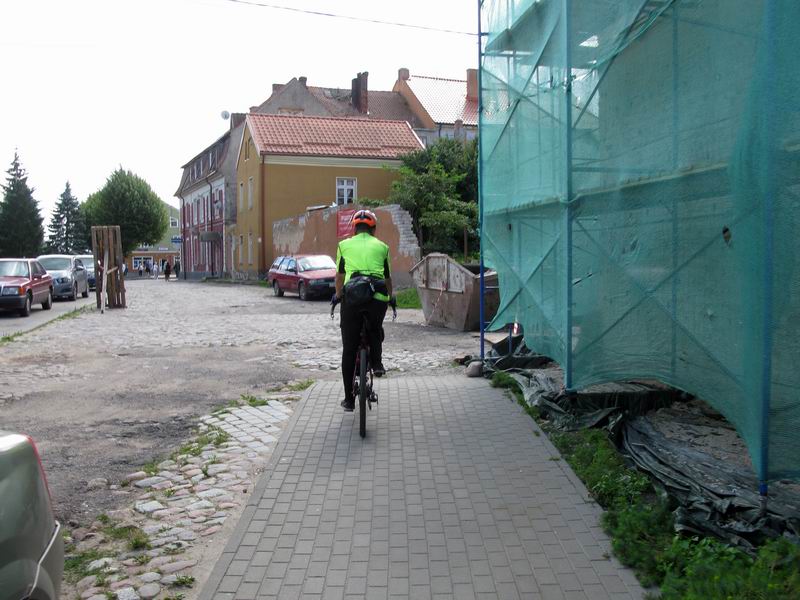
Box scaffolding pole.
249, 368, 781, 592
759, 0, 778, 504
478, 0, 486, 360
564, 0, 575, 392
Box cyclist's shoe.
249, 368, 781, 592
373, 363, 386, 378
341, 397, 355, 411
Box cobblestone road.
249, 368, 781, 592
0, 279, 476, 521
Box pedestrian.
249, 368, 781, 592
164, 260, 171, 281
153, 261, 160, 279
138, 262, 143, 278
145, 261, 151, 277
174, 260, 181, 279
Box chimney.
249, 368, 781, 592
351, 71, 369, 114
249, 106, 259, 113
231, 113, 246, 129
298, 76, 307, 87
466, 68, 478, 101
398, 67, 410, 81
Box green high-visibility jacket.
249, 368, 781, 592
336, 232, 391, 302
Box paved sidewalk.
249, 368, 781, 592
200, 376, 644, 600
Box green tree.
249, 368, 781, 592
387, 138, 478, 256
83, 168, 168, 255
0, 152, 44, 258
46, 182, 87, 253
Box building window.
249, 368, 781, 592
419, 135, 428, 147
248, 177, 254, 210
238, 182, 243, 211
198, 197, 204, 224
336, 178, 357, 205
192, 199, 197, 225
170, 217, 178, 228
245, 138, 250, 160
238, 235, 244, 265
247, 233, 253, 265
215, 189, 223, 219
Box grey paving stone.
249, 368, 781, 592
199, 377, 645, 600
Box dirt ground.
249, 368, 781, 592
0, 279, 476, 524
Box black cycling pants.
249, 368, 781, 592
340, 298, 388, 400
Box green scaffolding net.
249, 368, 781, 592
478, 0, 800, 483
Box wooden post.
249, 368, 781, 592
91, 225, 127, 311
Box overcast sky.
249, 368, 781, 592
0, 0, 477, 222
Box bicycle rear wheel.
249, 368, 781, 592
359, 347, 367, 438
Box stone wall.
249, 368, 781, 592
272, 204, 421, 288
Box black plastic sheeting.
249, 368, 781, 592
624, 417, 800, 552
484, 352, 800, 552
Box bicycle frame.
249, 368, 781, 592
331, 297, 396, 438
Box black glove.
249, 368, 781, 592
389, 295, 397, 309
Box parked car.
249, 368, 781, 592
0, 431, 63, 600
75, 255, 96, 290
0, 259, 53, 317
268, 254, 337, 300
37, 255, 89, 300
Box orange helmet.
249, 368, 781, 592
351, 209, 378, 229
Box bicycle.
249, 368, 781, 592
331, 296, 397, 438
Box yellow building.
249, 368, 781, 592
231, 113, 423, 277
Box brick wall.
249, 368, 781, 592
272, 204, 421, 288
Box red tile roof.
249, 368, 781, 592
307, 87, 421, 125
246, 113, 423, 160
406, 75, 478, 126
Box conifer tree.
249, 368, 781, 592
46, 182, 86, 253
0, 152, 44, 258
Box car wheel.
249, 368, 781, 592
69, 283, 77, 301
298, 281, 308, 301
273, 280, 284, 297
42, 290, 52, 310
19, 294, 31, 317
81, 282, 89, 298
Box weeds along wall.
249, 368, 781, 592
479, 0, 800, 483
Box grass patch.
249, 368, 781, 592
142, 458, 160, 476
173, 575, 196, 588
0, 331, 25, 346
63, 548, 109, 583
102, 523, 151, 551
490, 371, 800, 597
174, 426, 230, 459
395, 287, 421, 309
241, 393, 269, 407
0, 305, 92, 347
657, 536, 800, 599
288, 379, 314, 392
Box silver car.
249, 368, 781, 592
0, 431, 64, 600
36, 255, 89, 300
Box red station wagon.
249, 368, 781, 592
0, 259, 54, 317
268, 255, 337, 300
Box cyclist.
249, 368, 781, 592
333, 209, 392, 411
